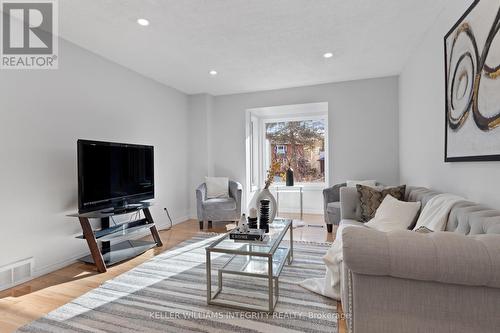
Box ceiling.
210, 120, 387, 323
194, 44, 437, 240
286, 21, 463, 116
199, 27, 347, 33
58, 0, 449, 95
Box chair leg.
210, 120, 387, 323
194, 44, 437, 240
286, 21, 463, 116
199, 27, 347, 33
327, 224, 333, 233
199, 221, 204, 230
208, 221, 213, 229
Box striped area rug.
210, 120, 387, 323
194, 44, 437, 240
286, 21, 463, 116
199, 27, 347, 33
18, 234, 336, 333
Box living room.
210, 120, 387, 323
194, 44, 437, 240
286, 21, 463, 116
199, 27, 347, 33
0, 1, 499, 332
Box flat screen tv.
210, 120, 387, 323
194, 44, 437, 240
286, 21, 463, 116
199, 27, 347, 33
78, 140, 154, 213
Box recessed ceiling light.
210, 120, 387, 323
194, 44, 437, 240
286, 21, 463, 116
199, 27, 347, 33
323, 52, 333, 59
137, 18, 150, 26
209, 70, 218, 76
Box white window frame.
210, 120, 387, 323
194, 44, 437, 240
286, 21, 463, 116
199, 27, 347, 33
275, 144, 287, 155
249, 115, 260, 192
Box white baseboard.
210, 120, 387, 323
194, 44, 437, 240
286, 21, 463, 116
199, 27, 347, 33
32, 250, 91, 281
155, 212, 190, 229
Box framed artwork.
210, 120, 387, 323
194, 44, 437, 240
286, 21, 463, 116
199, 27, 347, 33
444, 0, 500, 162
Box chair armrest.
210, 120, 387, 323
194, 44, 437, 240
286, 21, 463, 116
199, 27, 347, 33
229, 181, 242, 215
342, 227, 500, 288
323, 183, 345, 203
323, 183, 346, 218
196, 183, 207, 203
196, 183, 207, 221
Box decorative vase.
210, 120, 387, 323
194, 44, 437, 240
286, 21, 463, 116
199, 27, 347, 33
286, 167, 294, 186
256, 188, 277, 222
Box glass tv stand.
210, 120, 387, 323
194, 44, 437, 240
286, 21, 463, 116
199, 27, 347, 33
68, 202, 163, 273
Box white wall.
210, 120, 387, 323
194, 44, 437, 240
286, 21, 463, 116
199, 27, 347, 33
399, 0, 500, 208
0, 38, 190, 278
209, 77, 400, 212
188, 93, 214, 215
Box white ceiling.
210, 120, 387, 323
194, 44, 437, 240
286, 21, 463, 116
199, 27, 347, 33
59, 0, 449, 95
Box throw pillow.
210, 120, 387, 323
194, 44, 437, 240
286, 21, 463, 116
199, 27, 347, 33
365, 195, 421, 232
346, 180, 377, 188
356, 184, 406, 222
205, 177, 229, 199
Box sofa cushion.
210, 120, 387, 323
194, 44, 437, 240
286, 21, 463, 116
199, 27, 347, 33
356, 184, 406, 222
203, 197, 236, 210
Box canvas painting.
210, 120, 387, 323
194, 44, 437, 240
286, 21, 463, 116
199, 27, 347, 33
445, 0, 500, 161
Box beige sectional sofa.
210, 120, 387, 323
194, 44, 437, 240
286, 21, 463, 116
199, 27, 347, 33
338, 186, 500, 333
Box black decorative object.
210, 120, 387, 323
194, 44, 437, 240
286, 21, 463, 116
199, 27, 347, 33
259, 199, 270, 233
247, 216, 258, 229
444, 0, 500, 162
286, 167, 294, 186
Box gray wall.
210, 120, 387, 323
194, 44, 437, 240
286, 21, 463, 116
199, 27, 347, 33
399, 0, 500, 208
0, 38, 190, 277
188, 93, 214, 215
210, 77, 400, 201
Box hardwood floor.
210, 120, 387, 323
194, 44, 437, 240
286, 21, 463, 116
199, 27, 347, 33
0, 214, 345, 333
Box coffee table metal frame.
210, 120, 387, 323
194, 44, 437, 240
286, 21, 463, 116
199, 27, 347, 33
205, 219, 293, 313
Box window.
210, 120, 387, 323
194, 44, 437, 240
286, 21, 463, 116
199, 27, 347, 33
275, 145, 287, 155
265, 119, 326, 184
246, 102, 328, 196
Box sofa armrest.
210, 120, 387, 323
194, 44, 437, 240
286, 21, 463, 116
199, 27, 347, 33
342, 227, 500, 288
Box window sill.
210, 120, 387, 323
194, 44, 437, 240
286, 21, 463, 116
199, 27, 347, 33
268, 183, 326, 191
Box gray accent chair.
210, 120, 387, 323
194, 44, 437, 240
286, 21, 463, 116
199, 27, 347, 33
322, 183, 346, 233
338, 186, 500, 333
196, 180, 242, 229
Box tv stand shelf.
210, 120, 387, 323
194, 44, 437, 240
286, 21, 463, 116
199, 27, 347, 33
76, 218, 152, 241
69, 203, 163, 273
79, 240, 157, 266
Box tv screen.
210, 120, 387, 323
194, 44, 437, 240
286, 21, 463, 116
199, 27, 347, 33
78, 140, 154, 213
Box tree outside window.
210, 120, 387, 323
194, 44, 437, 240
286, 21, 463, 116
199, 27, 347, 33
265, 119, 325, 183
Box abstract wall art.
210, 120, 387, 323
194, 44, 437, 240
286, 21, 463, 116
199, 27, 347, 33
445, 0, 500, 161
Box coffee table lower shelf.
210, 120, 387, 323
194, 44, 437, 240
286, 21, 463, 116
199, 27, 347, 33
207, 247, 291, 313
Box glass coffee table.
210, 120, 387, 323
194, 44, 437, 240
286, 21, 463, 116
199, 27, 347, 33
205, 219, 293, 313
